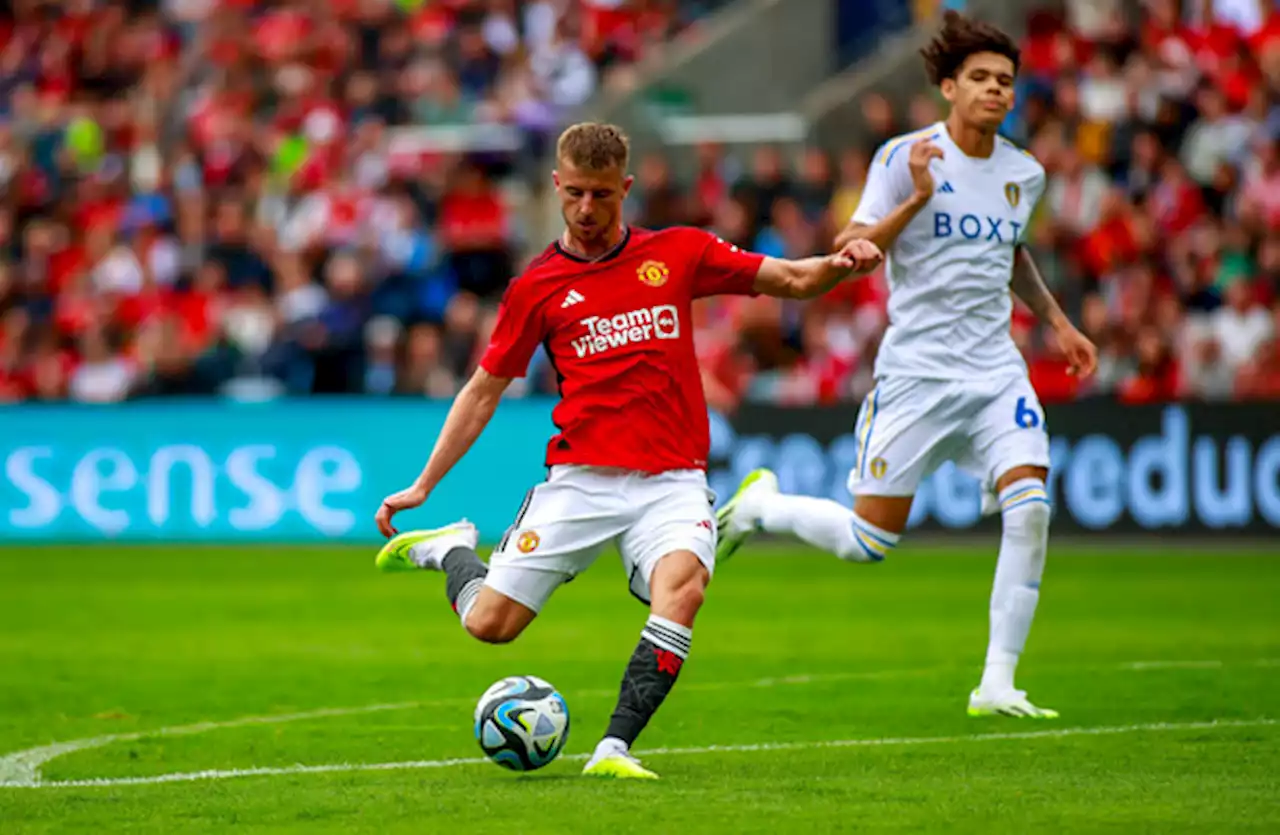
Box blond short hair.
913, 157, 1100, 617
556, 122, 630, 172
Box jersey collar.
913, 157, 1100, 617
937, 121, 999, 173
555, 226, 633, 264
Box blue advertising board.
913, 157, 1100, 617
712, 403, 1280, 534
3, 400, 1278, 542
1, 400, 556, 543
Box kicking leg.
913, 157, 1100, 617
969, 465, 1057, 718
583, 550, 707, 780
717, 469, 908, 564
374, 521, 539, 643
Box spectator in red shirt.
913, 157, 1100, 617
1235, 304, 1280, 398
438, 161, 512, 300
1118, 327, 1182, 403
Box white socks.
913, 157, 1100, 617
738, 472, 1051, 697
593, 737, 630, 757
981, 478, 1051, 695
642, 614, 693, 663
746, 491, 899, 563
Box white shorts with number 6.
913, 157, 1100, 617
847, 374, 1050, 500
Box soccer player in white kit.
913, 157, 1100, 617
716, 11, 1098, 718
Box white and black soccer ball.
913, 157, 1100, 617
473, 675, 570, 771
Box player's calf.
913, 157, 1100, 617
976, 474, 1053, 708
373, 521, 539, 644
586, 551, 706, 779
607, 551, 705, 743
721, 469, 904, 564
443, 544, 488, 622
375, 521, 487, 620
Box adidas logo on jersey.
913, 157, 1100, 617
571, 305, 680, 358
561, 289, 586, 308
938, 181, 955, 194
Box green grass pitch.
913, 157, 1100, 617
1, 542, 1277, 833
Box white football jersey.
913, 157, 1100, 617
853, 122, 1046, 380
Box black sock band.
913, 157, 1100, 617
604, 618, 691, 745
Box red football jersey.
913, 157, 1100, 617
481, 226, 765, 474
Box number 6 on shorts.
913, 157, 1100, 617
1014, 396, 1041, 429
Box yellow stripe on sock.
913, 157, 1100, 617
854, 529, 889, 558
1001, 486, 1048, 509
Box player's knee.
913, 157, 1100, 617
665, 578, 705, 621
464, 607, 523, 645
650, 556, 708, 624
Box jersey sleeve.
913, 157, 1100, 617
479, 277, 545, 379
1020, 168, 1048, 244
851, 141, 916, 226
689, 229, 765, 299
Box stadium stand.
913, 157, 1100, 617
662, 0, 1280, 410
0, 0, 1277, 407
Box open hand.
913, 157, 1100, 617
375, 484, 429, 538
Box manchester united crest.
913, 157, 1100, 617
1004, 182, 1021, 208
516, 530, 541, 553
637, 260, 670, 287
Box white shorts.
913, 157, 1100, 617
848, 374, 1050, 499
484, 466, 718, 614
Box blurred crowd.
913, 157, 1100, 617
656, 0, 1280, 410
1011, 0, 1280, 405
2, 0, 1279, 408
0, 0, 722, 402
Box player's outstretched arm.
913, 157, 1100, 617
834, 204, 924, 253
1012, 245, 1098, 378
835, 139, 942, 251
375, 368, 512, 537
752, 240, 883, 299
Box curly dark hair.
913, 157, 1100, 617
920, 10, 1021, 86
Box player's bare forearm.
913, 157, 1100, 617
412, 368, 510, 494
784, 257, 854, 299
755, 245, 882, 300
1012, 246, 1099, 377
834, 191, 930, 252
376, 368, 511, 535
1011, 246, 1069, 331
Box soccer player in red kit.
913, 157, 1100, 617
373, 123, 882, 779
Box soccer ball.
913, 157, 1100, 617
473, 675, 570, 771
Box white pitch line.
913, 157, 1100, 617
1120, 661, 1225, 671
0, 665, 950, 788
0, 700, 435, 789
1120, 659, 1280, 671
3, 657, 1275, 788
26, 718, 1277, 789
